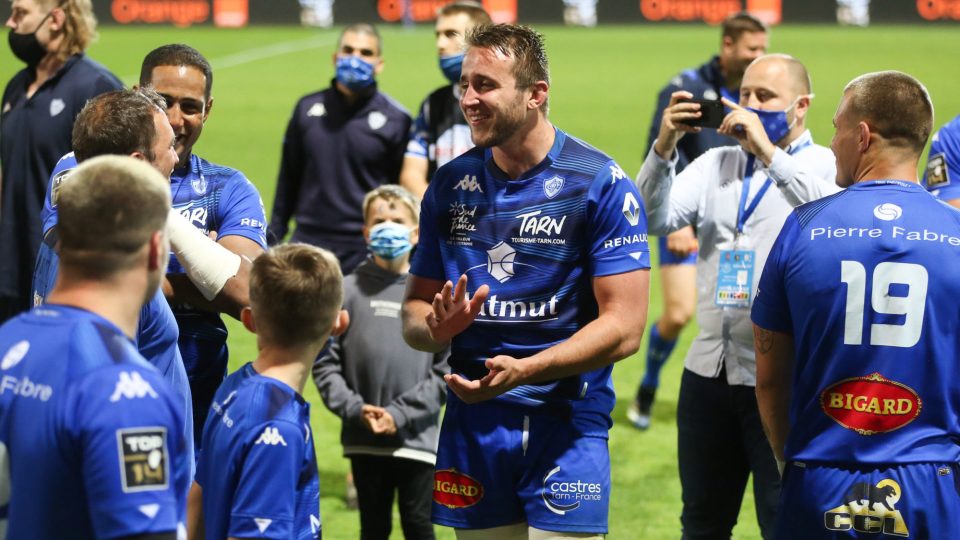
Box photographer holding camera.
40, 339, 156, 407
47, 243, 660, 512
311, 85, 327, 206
635, 53, 839, 539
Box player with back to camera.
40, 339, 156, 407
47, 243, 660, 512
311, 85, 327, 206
752, 71, 960, 539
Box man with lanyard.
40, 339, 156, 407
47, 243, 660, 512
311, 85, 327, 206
399, 2, 491, 199
628, 11, 768, 430
636, 53, 838, 539
134, 44, 269, 447
753, 71, 959, 539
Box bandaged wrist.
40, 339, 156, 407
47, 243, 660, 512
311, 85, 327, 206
167, 209, 241, 301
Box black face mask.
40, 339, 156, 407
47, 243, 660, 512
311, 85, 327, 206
8, 10, 55, 68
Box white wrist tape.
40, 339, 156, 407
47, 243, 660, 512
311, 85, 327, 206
167, 209, 241, 301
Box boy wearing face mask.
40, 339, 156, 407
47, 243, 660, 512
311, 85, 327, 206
268, 23, 411, 274
314, 185, 448, 540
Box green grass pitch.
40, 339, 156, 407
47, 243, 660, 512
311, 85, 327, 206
2, 22, 958, 539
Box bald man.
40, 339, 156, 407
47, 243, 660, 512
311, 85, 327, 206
636, 54, 840, 539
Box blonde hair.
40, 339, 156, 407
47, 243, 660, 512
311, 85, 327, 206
249, 244, 344, 347
39, 0, 99, 61
58, 155, 170, 279
362, 184, 419, 223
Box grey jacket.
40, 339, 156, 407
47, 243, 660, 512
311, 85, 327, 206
313, 259, 448, 464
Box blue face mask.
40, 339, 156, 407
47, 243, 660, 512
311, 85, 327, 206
438, 52, 464, 84
368, 222, 413, 260
746, 96, 805, 144
335, 56, 376, 91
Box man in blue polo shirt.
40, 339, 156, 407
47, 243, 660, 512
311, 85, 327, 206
752, 71, 960, 538
269, 23, 411, 274
138, 44, 268, 445
0, 155, 190, 539
403, 24, 649, 538
0, 0, 121, 322
190, 244, 346, 540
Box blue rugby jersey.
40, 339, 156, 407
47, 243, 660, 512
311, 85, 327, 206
752, 180, 960, 464
196, 363, 321, 540
922, 114, 960, 202
410, 127, 650, 423
34, 152, 194, 466
0, 305, 189, 538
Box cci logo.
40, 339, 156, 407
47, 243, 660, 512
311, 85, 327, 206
824, 479, 909, 536
873, 203, 903, 221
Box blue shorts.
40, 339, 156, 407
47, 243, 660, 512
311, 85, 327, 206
776, 461, 960, 539
432, 397, 610, 533
657, 235, 697, 266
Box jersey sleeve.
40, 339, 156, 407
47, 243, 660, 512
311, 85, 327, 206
227, 421, 306, 539
409, 181, 445, 280
587, 160, 652, 276
68, 362, 186, 538
405, 97, 430, 160
923, 122, 960, 202
751, 212, 799, 333
217, 173, 269, 248
40, 153, 77, 235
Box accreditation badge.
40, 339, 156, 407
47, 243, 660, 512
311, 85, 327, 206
715, 248, 755, 308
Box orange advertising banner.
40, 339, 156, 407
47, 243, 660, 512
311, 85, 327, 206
377, 0, 516, 23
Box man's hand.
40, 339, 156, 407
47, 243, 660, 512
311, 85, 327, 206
653, 91, 703, 160
445, 354, 528, 404
666, 226, 698, 258
718, 97, 777, 165
361, 405, 397, 435
426, 274, 489, 344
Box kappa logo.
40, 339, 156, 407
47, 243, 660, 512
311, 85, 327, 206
306, 102, 326, 117
255, 426, 287, 446
873, 203, 903, 221
49, 98, 65, 117
824, 479, 910, 536
543, 175, 564, 199
368, 110, 387, 130
109, 372, 158, 402
454, 174, 484, 193
609, 164, 627, 184
622, 192, 641, 226
486, 242, 518, 283
1, 341, 29, 370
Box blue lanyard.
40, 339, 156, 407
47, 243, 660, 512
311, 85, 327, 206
735, 140, 813, 235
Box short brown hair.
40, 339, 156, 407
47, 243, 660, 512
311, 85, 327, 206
466, 24, 550, 110
843, 71, 933, 154
340, 23, 382, 55
362, 185, 419, 223
72, 88, 167, 163
722, 11, 768, 42
58, 156, 171, 279
249, 244, 344, 347
438, 2, 491, 27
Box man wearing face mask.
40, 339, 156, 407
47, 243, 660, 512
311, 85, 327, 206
399, 2, 491, 200
269, 23, 411, 274
0, 0, 122, 323
636, 53, 839, 539
314, 185, 447, 540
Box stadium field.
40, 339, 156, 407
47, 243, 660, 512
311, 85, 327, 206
3, 22, 958, 539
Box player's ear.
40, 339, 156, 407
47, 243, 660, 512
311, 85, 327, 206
409, 225, 420, 247
240, 307, 256, 333
148, 230, 164, 272
203, 96, 214, 123
857, 121, 871, 153
529, 81, 548, 111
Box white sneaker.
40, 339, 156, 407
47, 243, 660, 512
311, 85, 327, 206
626, 401, 651, 430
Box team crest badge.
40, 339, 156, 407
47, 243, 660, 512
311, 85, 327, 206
192, 174, 208, 195
543, 175, 564, 199
50, 98, 65, 117
926, 153, 949, 188
368, 111, 387, 130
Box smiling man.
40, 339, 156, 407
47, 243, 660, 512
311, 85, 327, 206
139, 44, 268, 448
402, 24, 650, 539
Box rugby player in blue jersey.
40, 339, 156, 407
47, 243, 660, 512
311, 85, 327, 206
138, 44, 268, 446
402, 24, 650, 539
752, 72, 960, 538
189, 244, 346, 540
0, 156, 190, 539
921, 113, 960, 207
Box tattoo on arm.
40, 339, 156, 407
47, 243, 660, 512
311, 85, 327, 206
754, 326, 774, 354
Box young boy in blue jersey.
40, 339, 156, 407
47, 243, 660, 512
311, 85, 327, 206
0, 155, 190, 539
315, 185, 447, 540
403, 24, 650, 539
753, 72, 960, 538
190, 244, 346, 540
